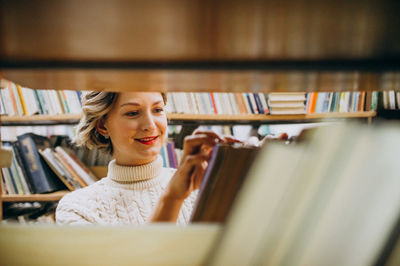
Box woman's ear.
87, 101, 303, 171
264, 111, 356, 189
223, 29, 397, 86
96, 118, 108, 137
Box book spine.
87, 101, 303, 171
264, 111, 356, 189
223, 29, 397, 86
12, 142, 34, 193
245, 93, 255, 114
310, 92, 319, 113
2, 168, 17, 194
167, 142, 178, 168
371, 91, 378, 111
55, 146, 95, 185
253, 93, 264, 114
7, 81, 19, 115
210, 93, 219, 114
15, 84, 28, 115
17, 134, 64, 193
39, 149, 76, 191
53, 150, 87, 187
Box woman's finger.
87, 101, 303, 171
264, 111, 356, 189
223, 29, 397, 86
222, 136, 242, 144
193, 130, 224, 142
183, 134, 219, 156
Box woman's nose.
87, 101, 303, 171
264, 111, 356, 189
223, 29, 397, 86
140, 112, 156, 131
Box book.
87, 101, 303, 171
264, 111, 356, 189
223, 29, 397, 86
268, 92, 307, 102
208, 122, 400, 266
38, 148, 82, 191
16, 133, 67, 194
191, 143, 259, 223
53, 147, 89, 187
269, 107, 306, 115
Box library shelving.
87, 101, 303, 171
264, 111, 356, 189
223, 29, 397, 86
1, 1, 400, 265
0, 164, 108, 220
1, 190, 69, 202
1, 111, 377, 126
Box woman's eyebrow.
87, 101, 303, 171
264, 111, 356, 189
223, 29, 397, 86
120, 102, 140, 107
152, 101, 163, 105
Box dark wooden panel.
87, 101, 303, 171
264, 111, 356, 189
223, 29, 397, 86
1, 0, 400, 91
1, 0, 400, 61
2, 69, 395, 92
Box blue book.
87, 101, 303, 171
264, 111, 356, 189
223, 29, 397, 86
253, 94, 265, 114
17, 133, 67, 194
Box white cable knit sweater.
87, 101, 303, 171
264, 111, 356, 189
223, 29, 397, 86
56, 155, 197, 225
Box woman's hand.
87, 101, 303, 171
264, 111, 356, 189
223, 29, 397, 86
166, 130, 240, 201
150, 130, 240, 222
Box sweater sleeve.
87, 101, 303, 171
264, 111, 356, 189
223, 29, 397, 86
56, 192, 98, 225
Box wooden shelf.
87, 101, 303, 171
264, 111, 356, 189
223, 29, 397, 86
1, 1, 400, 92
168, 112, 376, 121
1, 112, 376, 125
1, 190, 69, 202
1, 114, 81, 126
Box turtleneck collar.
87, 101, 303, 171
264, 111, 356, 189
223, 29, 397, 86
107, 155, 163, 184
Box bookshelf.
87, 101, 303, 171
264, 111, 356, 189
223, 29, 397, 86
0, 165, 107, 220
1, 111, 377, 126
1, 190, 68, 202
1, 0, 400, 265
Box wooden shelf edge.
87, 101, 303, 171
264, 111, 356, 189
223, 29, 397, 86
1, 114, 82, 122
168, 111, 376, 121
1, 111, 376, 123
1, 190, 69, 202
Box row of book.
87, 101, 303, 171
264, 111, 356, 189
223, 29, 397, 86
305, 91, 378, 114
166, 92, 269, 115
1, 132, 198, 195
0, 81, 82, 116
1, 126, 112, 167
382, 90, 400, 110
1, 133, 99, 195
167, 91, 378, 115
0, 79, 379, 116
160, 141, 183, 169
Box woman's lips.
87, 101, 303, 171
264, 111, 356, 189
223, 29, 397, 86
135, 136, 159, 145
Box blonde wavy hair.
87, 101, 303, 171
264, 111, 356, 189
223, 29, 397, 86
75, 91, 167, 155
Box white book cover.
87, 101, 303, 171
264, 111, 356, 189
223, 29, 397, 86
22, 87, 39, 115
1, 87, 15, 116
268, 92, 307, 102
200, 93, 210, 114
270, 107, 306, 115
10, 82, 24, 116
388, 91, 396, 110
382, 91, 389, 109
185, 93, 195, 114
194, 93, 205, 114
268, 101, 305, 108
228, 93, 239, 115
258, 93, 269, 113
396, 91, 400, 110
165, 93, 176, 113
42, 90, 56, 114
189, 92, 199, 114
213, 93, 224, 114
242, 93, 252, 114
222, 93, 233, 115
0, 91, 6, 115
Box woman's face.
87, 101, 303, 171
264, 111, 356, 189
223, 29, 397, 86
102, 92, 167, 166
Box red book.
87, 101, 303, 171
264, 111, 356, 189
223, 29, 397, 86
210, 93, 218, 114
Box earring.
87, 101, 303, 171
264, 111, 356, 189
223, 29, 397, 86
103, 134, 109, 139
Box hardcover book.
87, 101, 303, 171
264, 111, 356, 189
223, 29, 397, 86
16, 133, 67, 194
191, 143, 259, 223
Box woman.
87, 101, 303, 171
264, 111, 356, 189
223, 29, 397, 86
56, 91, 235, 225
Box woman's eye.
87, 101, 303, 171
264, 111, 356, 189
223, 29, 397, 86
154, 108, 164, 113
125, 111, 139, 116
